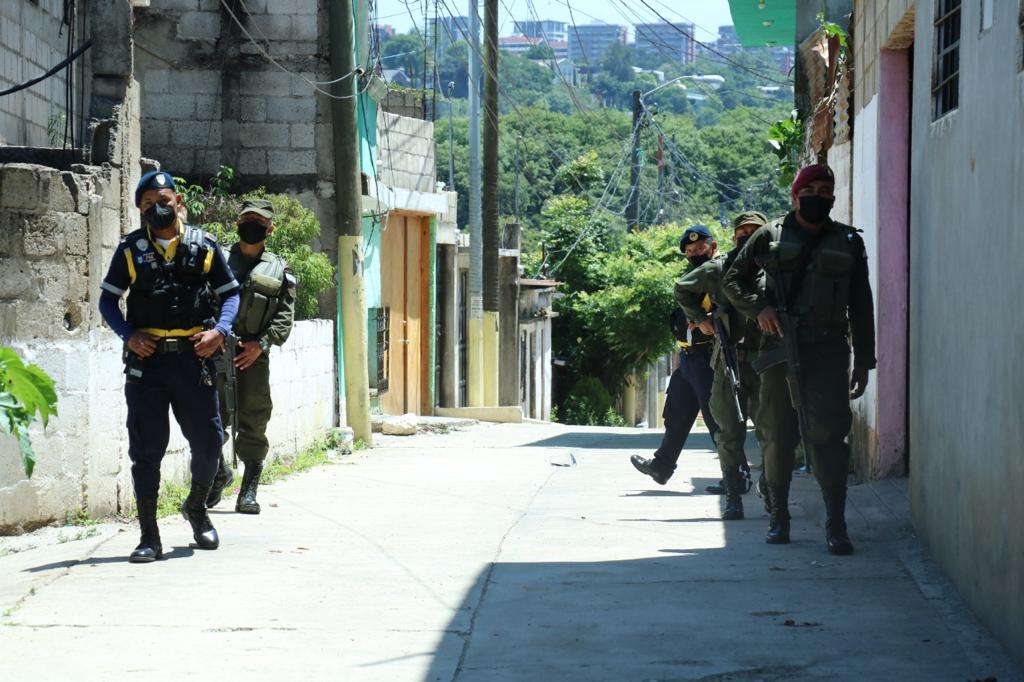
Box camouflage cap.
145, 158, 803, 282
732, 211, 768, 230
238, 198, 274, 220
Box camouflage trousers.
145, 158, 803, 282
757, 340, 852, 495
709, 356, 765, 480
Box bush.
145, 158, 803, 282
175, 167, 335, 320
560, 376, 625, 426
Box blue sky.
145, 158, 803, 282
374, 0, 736, 44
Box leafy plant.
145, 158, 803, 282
767, 110, 803, 190
0, 347, 58, 478
174, 167, 336, 320
560, 376, 625, 426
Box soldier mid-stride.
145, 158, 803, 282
723, 165, 876, 554
675, 212, 771, 521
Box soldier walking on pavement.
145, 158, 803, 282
631, 225, 720, 485
723, 165, 876, 554
98, 170, 240, 562
675, 212, 770, 521
207, 199, 296, 515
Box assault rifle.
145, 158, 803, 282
752, 244, 811, 461
212, 330, 240, 466
710, 307, 744, 420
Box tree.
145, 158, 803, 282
525, 43, 554, 60
601, 42, 635, 82
1, 346, 58, 478
380, 32, 427, 84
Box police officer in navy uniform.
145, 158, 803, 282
630, 225, 721, 485
98, 170, 241, 562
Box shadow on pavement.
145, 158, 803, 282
522, 431, 715, 452
22, 546, 196, 572
421, 534, 985, 680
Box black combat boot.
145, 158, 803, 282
206, 456, 234, 508
722, 471, 745, 521
765, 484, 791, 544
181, 482, 220, 549
824, 488, 854, 555
630, 455, 672, 485
236, 463, 263, 514
129, 498, 162, 563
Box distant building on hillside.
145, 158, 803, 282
568, 23, 627, 67
499, 35, 568, 59
431, 15, 470, 42
514, 19, 568, 43
634, 22, 696, 64
717, 24, 741, 52
376, 24, 395, 43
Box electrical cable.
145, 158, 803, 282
0, 39, 92, 98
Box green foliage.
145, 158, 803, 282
554, 151, 604, 195
0, 347, 58, 478
601, 42, 635, 82
175, 167, 335, 320
560, 377, 625, 427
767, 110, 803, 190
524, 43, 554, 60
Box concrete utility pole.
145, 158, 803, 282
482, 0, 500, 406
329, 0, 372, 444
627, 89, 643, 230
467, 0, 484, 407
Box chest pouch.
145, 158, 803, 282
175, 226, 210, 283
803, 248, 854, 330
237, 265, 284, 337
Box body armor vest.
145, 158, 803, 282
766, 219, 859, 340
125, 226, 217, 332
234, 253, 287, 339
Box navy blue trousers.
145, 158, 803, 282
125, 352, 224, 500
652, 348, 719, 474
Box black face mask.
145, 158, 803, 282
735, 235, 751, 252
686, 254, 711, 268
143, 203, 176, 230
798, 195, 833, 224
238, 221, 268, 245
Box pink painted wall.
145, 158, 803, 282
873, 49, 910, 477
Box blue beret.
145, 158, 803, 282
680, 224, 713, 251
135, 170, 177, 207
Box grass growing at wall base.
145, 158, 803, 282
153, 430, 349, 519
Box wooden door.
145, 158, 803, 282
380, 214, 406, 416
379, 213, 428, 415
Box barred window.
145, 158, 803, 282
933, 0, 961, 119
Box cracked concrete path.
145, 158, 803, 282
0, 422, 1020, 681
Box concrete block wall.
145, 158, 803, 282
377, 111, 436, 194
0, 318, 335, 534
135, 0, 325, 179
0, 0, 84, 146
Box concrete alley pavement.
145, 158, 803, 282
0, 422, 1020, 681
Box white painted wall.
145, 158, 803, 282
0, 320, 335, 532
850, 96, 880, 444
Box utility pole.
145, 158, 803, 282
467, 0, 484, 406
329, 0, 371, 443
482, 0, 500, 406
656, 131, 665, 224
447, 81, 455, 190
627, 89, 643, 231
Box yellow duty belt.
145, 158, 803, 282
138, 326, 203, 338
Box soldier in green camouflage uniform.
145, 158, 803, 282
675, 212, 769, 521
723, 165, 875, 554
208, 199, 296, 514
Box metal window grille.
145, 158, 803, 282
932, 0, 961, 119
369, 307, 390, 393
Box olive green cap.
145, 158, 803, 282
238, 198, 274, 220
732, 210, 768, 230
